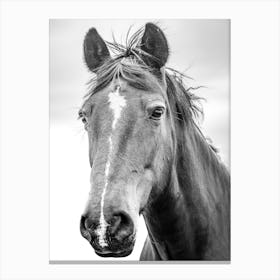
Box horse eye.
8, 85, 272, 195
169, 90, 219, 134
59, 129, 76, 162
150, 107, 165, 120
78, 110, 88, 125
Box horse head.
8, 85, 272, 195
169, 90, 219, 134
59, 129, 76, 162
79, 23, 174, 257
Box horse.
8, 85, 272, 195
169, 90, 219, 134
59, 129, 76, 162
79, 23, 230, 260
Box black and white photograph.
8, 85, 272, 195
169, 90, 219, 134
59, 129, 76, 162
50, 19, 230, 261
1, 0, 280, 279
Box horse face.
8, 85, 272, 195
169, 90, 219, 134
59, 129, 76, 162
80, 79, 174, 257
80, 23, 171, 257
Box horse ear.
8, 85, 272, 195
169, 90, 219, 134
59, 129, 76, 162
140, 23, 169, 69
83, 28, 111, 72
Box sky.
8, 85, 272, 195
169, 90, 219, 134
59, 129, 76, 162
50, 19, 230, 261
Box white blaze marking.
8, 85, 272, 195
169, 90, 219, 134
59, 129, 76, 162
96, 86, 126, 247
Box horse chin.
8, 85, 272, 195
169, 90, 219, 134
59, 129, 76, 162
94, 247, 134, 258
91, 237, 136, 258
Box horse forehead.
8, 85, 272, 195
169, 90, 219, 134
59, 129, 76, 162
102, 87, 140, 111
107, 87, 127, 126
93, 83, 163, 117
108, 87, 126, 108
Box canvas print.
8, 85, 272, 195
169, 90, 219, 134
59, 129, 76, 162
50, 19, 230, 261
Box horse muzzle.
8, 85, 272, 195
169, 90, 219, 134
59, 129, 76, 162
80, 211, 136, 257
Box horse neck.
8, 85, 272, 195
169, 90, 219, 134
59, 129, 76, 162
143, 121, 230, 260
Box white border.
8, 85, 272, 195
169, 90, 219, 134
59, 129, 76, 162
1, 0, 279, 279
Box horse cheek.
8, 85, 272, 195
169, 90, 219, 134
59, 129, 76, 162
136, 169, 155, 211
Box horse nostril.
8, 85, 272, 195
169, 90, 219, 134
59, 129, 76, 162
80, 215, 87, 231
110, 211, 134, 241
110, 215, 122, 234
80, 215, 101, 243
80, 215, 92, 242
80, 215, 97, 233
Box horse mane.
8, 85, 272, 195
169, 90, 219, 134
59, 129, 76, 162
82, 25, 220, 157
